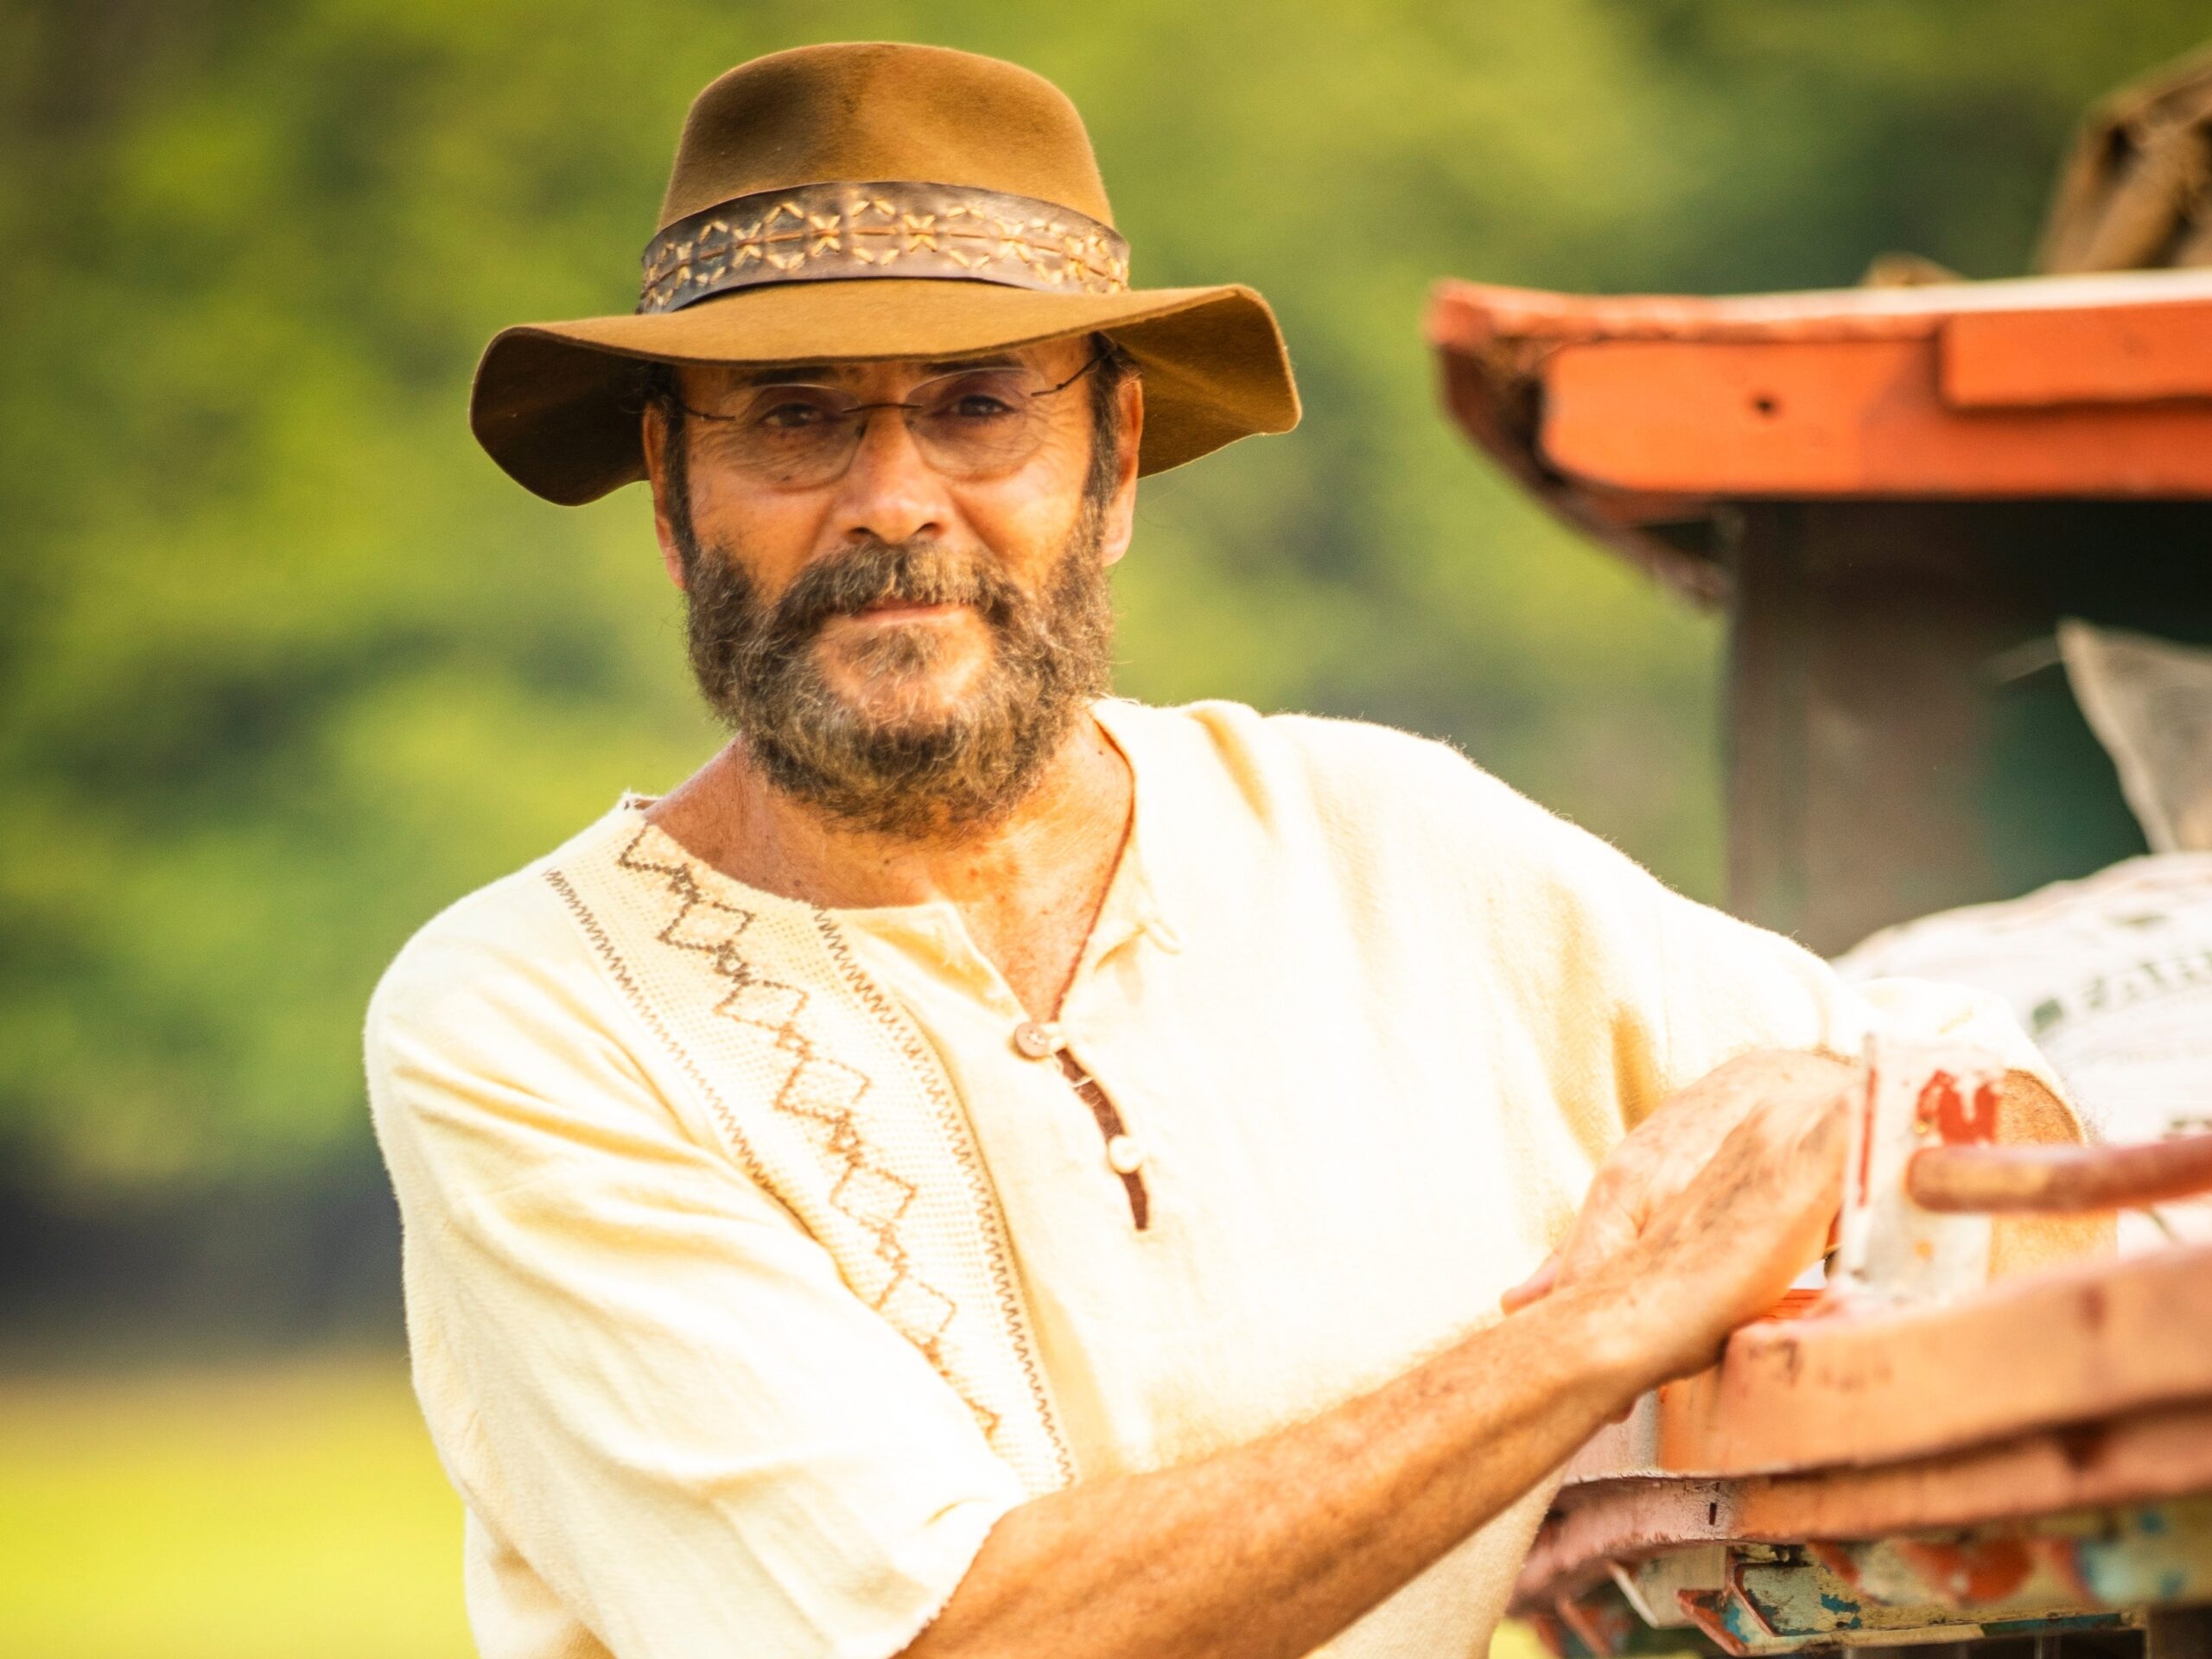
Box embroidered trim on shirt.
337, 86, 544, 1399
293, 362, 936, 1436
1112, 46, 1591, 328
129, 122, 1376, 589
545, 868, 779, 1197
813, 912, 1077, 1486
604, 832, 982, 1402
543, 815, 1077, 1491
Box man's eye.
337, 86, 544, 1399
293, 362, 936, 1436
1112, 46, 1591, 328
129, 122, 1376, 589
757, 400, 831, 430
946, 391, 1018, 421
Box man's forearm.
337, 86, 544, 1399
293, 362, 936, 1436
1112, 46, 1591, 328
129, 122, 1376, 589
903, 1279, 1652, 1659
908, 1061, 1854, 1659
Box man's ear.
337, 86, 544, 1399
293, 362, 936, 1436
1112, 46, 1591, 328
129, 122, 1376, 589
1099, 372, 1145, 569
640, 397, 689, 592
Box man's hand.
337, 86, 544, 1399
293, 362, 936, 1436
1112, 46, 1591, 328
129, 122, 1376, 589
1503, 1049, 1854, 1314
1569, 1061, 1853, 1382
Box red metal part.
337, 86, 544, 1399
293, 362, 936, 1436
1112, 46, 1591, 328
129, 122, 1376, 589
1656, 1244, 2212, 1476
1522, 1609, 1580, 1659
1554, 1580, 1643, 1657
1518, 1396, 2212, 1608
1942, 298, 2212, 407
1513, 1246, 2212, 1624
1426, 269, 2212, 597
1674, 1587, 1748, 1655
1541, 336, 2212, 498
1885, 1537, 2035, 1606
1675, 1559, 1785, 1658
1805, 1541, 1861, 1585
1517, 1245, 2212, 1604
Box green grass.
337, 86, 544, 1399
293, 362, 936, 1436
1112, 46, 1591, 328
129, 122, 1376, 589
0, 1350, 1560, 1658
0, 1354, 472, 1659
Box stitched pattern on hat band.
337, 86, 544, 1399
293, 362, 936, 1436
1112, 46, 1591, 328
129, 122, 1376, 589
638, 181, 1132, 314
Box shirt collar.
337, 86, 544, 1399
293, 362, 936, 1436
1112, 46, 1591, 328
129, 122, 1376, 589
824, 701, 1184, 996
1084, 699, 1183, 964
630, 701, 1188, 992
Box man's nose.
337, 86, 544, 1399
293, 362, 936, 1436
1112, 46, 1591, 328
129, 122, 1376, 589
828, 407, 952, 546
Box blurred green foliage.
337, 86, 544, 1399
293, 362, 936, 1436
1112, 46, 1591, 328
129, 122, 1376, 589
4, 0, 2209, 1194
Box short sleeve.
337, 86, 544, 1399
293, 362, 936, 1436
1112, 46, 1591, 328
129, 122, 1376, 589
1258, 710, 2073, 1141
365, 883, 1026, 1659
1642, 880, 2070, 1113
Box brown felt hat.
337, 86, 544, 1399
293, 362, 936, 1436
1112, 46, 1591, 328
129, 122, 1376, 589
471, 42, 1301, 505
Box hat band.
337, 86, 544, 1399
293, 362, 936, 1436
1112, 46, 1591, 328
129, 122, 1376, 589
637, 181, 1132, 315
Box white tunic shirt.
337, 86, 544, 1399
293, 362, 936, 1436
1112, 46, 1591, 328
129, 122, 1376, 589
366, 699, 2050, 1659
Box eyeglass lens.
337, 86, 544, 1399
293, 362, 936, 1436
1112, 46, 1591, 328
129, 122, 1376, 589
717, 367, 1061, 488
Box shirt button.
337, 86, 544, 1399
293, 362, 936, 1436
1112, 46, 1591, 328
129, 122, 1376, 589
1011, 1020, 1062, 1060
1106, 1134, 1147, 1175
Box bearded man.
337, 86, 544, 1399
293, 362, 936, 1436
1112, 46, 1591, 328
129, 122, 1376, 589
367, 42, 2080, 1659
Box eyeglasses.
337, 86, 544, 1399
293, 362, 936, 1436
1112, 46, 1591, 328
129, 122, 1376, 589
675, 350, 1109, 490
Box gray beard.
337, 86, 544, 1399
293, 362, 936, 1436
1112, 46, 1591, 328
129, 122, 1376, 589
681, 523, 1116, 838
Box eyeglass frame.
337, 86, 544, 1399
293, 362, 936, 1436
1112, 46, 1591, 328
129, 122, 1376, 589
664, 346, 1115, 486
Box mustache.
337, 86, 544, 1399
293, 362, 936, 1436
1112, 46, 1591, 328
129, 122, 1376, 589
678, 513, 1118, 836
769, 539, 1022, 639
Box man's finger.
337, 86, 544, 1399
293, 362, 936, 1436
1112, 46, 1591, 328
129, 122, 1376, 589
1500, 1254, 1558, 1313
1551, 1209, 1647, 1290
1509, 1197, 1652, 1309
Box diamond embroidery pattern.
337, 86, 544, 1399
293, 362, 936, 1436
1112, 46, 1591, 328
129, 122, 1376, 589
615, 830, 988, 1437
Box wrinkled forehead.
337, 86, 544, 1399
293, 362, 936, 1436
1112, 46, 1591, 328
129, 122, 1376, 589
676, 335, 1091, 401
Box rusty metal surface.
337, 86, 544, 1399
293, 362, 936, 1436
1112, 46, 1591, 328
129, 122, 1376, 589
1523, 1497, 2212, 1659
1425, 268, 2212, 597
1525, 1400, 2212, 1599
1541, 335, 2212, 498
1943, 300, 2212, 406
1515, 1244, 2212, 1656
1644, 1243, 2212, 1477
1910, 1132, 2212, 1215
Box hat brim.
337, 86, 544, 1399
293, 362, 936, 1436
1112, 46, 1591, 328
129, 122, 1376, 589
469, 278, 1300, 505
